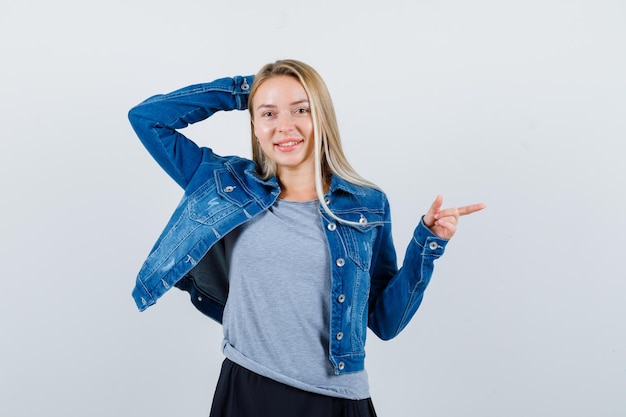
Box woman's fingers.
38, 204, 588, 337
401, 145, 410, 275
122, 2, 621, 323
425, 197, 485, 238
458, 203, 486, 216
424, 195, 444, 227
426, 198, 485, 239
435, 203, 485, 220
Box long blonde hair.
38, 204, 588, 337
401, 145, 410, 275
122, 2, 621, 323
248, 59, 379, 224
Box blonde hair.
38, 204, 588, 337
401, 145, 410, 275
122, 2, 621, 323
248, 59, 379, 225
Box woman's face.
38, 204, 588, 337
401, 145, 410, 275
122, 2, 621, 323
251, 75, 315, 176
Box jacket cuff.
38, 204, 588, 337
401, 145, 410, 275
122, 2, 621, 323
232, 75, 254, 110
415, 216, 448, 257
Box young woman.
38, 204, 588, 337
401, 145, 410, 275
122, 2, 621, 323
128, 59, 485, 417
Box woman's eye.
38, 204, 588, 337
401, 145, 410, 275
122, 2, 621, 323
262, 111, 274, 117
295, 107, 309, 114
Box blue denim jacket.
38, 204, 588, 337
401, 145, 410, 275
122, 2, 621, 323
128, 75, 448, 375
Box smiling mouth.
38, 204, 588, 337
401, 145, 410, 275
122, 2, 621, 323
276, 140, 303, 147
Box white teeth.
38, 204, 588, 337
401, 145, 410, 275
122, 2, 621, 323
278, 141, 299, 147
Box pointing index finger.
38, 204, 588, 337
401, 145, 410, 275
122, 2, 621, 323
458, 203, 486, 216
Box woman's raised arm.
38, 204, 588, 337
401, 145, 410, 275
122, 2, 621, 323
128, 75, 253, 188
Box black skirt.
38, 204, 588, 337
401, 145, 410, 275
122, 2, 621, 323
209, 359, 378, 417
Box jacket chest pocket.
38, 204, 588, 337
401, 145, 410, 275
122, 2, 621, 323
337, 212, 382, 271
188, 181, 244, 225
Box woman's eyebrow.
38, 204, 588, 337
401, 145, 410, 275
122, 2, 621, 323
256, 99, 309, 111
256, 103, 276, 111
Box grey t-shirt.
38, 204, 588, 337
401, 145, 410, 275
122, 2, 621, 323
221, 199, 370, 400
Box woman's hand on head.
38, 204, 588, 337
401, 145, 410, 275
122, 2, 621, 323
423, 195, 486, 240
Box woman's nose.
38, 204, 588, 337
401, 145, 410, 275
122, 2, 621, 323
277, 113, 295, 132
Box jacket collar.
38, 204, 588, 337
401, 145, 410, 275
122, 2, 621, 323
227, 158, 280, 189
328, 175, 367, 197
229, 157, 367, 198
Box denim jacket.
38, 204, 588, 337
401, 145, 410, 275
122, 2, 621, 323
128, 75, 448, 375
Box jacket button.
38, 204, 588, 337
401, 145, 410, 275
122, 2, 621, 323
359, 216, 368, 225
224, 186, 235, 192
429, 241, 439, 250
337, 294, 346, 303
327, 223, 337, 231
336, 258, 345, 267
336, 332, 344, 340
338, 362, 345, 370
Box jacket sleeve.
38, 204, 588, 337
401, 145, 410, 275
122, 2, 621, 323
128, 75, 254, 189
367, 198, 448, 340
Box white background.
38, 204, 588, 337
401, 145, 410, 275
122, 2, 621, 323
1, 0, 625, 416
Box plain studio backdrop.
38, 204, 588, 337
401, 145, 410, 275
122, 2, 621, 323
1, 0, 624, 416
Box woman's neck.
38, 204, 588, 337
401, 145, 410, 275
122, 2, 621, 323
277, 169, 325, 202
278, 179, 317, 202
279, 189, 317, 202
